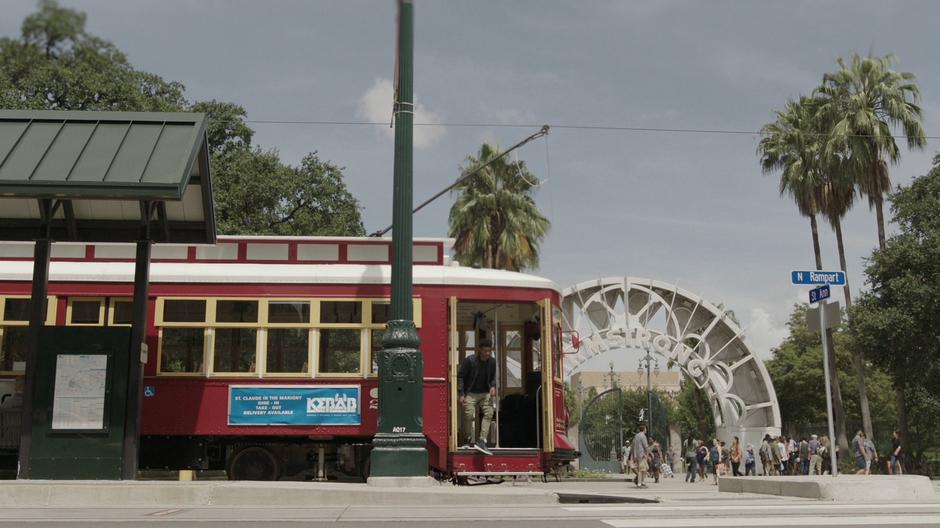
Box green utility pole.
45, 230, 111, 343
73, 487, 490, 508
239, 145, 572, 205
369, 0, 428, 478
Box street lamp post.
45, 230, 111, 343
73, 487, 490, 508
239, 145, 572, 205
638, 352, 659, 438
369, 0, 428, 480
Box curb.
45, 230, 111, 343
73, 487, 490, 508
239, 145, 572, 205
0, 480, 561, 508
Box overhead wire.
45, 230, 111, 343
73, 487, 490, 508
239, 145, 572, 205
244, 119, 940, 140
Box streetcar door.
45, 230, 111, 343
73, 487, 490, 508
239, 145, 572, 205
449, 299, 543, 450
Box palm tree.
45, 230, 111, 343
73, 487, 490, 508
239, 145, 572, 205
758, 97, 826, 268
816, 150, 876, 441
817, 52, 926, 449
448, 143, 550, 272
758, 96, 850, 450
817, 53, 926, 250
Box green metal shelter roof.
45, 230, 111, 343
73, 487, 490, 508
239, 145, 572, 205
0, 110, 216, 244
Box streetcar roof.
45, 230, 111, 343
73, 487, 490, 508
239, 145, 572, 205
0, 260, 561, 293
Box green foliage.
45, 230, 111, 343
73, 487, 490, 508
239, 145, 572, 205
817, 53, 926, 205
0, 0, 186, 111
213, 149, 364, 236
673, 378, 716, 441
191, 100, 254, 156
564, 468, 609, 479
766, 304, 896, 445
448, 143, 550, 271
0, 1, 365, 237
579, 387, 672, 447
758, 96, 825, 220
849, 163, 940, 466
565, 382, 580, 428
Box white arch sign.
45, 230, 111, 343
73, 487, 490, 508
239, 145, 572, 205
561, 277, 781, 444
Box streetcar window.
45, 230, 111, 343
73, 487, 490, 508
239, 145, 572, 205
3, 299, 30, 321
459, 329, 475, 362
216, 300, 259, 323
266, 328, 309, 374
268, 301, 310, 324
504, 329, 523, 390
1, 296, 54, 373
69, 299, 103, 325
162, 300, 206, 322
320, 301, 362, 324
370, 328, 384, 373
213, 328, 257, 373
111, 300, 133, 325
0, 327, 28, 372
371, 302, 390, 324
160, 328, 205, 373
318, 328, 360, 374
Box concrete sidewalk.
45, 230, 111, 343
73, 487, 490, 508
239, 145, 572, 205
718, 474, 938, 501
0, 480, 561, 507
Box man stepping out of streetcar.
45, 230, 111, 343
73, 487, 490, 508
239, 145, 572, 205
457, 339, 497, 455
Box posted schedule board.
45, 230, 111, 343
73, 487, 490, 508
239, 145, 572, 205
228, 385, 361, 426
51, 354, 108, 431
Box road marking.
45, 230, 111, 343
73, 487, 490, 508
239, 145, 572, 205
567, 503, 940, 512
601, 514, 940, 527
146, 508, 182, 517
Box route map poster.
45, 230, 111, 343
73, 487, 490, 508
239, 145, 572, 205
228, 385, 361, 426
51, 354, 108, 430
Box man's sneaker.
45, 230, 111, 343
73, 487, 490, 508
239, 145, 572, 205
474, 440, 493, 455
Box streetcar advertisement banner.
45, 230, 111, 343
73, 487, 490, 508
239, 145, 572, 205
228, 385, 361, 425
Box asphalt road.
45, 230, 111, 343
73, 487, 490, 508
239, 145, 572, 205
2, 479, 938, 527
3, 502, 940, 527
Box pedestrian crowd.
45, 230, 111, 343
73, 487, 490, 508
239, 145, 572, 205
618, 429, 905, 488
675, 430, 905, 482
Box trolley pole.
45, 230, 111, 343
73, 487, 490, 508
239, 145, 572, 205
369, 0, 428, 480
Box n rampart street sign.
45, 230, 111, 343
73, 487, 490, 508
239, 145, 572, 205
791, 270, 846, 285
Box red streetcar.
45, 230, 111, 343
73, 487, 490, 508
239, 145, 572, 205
0, 235, 576, 481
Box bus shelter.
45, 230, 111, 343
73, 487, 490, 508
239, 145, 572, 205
0, 110, 216, 479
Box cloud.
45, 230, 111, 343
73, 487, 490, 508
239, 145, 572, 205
744, 307, 789, 360
716, 48, 818, 91
357, 78, 445, 149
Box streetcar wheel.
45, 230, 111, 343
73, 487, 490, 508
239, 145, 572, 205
228, 446, 280, 481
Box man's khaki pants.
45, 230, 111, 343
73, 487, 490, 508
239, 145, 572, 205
462, 392, 494, 444
809, 455, 822, 475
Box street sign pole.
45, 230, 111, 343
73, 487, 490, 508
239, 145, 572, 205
818, 299, 838, 477
795, 270, 843, 477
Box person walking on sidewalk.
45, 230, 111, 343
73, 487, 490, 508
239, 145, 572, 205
457, 339, 497, 454
799, 437, 809, 475
631, 425, 650, 488
684, 436, 697, 483
744, 444, 756, 476
730, 436, 742, 477
853, 430, 866, 475
709, 439, 721, 485
696, 441, 708, 482
890, 430, 904, 475
864, 433, 878, 475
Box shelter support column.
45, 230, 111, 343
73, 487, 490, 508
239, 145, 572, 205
122, 201, 154, 480
17, 199, 54, 479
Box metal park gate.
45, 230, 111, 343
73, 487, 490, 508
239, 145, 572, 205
577, 388, 623, 473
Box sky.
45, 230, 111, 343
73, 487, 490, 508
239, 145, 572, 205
4, 0, 939, 365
